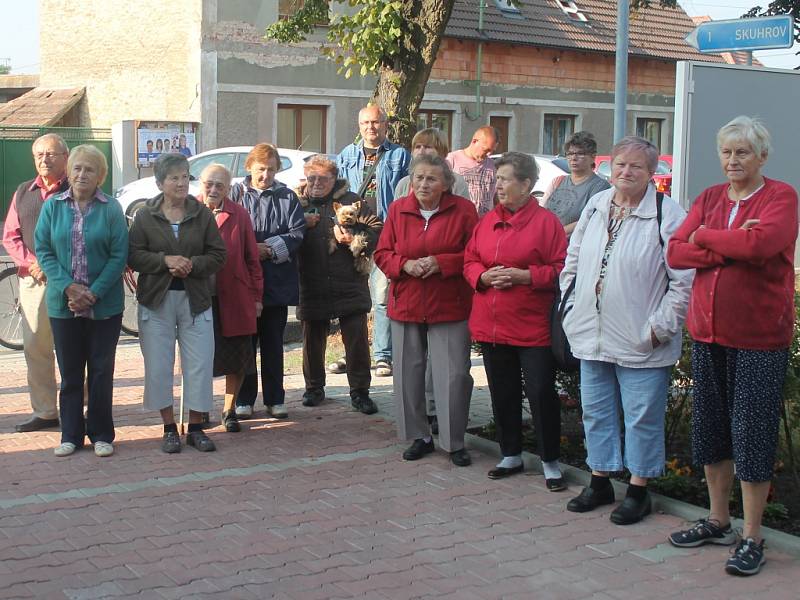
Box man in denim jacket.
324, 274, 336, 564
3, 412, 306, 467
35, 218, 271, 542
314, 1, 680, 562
336, 105, 411, 377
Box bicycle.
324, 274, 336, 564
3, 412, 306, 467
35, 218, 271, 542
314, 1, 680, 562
0, 266, 24, 350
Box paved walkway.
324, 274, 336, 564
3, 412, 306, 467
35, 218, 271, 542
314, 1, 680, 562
0, 340, 798, 599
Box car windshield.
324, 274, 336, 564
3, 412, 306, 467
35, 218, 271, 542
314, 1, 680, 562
189, 153, 236, 180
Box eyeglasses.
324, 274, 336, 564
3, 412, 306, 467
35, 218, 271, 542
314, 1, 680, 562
34, 152, 66, 160
566, 152, 589, 159
306, 175, 332, 183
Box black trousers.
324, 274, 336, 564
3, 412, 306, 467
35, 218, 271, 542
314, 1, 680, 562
302, 313, 371, 397
238, 305, 288, 407
50, 314, 122, 446
481, 343, 561, 461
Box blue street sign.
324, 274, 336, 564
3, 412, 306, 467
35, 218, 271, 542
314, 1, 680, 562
685, 15, 795, 53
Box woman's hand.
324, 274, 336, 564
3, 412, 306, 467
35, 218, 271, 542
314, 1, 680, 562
257, 243, 273, 261
479, 266, 528, 289
255, 301, 263, 318
333, 224, 354, 245
650, 329, 661, 348
402, 259, 426, 278
165, 255, 192, 278
65, 283, 96, 312
305, 213, 321, 228
688, 225, 705, 245
419, 256, 440, 279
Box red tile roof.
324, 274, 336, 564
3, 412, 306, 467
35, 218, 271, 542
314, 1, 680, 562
446, 0, 724, 63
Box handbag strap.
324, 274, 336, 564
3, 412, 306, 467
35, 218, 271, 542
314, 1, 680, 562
357, 147, 384, 199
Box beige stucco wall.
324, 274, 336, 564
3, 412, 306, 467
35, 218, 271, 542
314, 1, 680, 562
39, 0, 203, 128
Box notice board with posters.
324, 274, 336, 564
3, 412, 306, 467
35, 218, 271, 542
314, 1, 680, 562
672, 62, 800, 210
135, 121, 198, 167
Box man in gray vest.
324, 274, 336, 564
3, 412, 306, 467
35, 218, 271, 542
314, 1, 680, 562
3, 133, 69, 432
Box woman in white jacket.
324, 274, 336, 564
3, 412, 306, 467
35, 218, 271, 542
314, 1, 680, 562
560, 136, 693, 525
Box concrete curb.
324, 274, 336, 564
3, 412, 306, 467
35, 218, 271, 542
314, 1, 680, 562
464, 431, 800, 558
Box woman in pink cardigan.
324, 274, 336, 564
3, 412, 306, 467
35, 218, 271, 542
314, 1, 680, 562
666, 116, 798, 577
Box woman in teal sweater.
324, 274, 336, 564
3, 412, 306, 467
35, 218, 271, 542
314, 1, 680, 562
34, 144, 128, 458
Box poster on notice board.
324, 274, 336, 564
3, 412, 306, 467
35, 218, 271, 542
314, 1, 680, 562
135, 122, 198, 167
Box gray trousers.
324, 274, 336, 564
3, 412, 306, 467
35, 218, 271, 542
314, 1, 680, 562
139, 291, 214, 413
392, 319, 473, 452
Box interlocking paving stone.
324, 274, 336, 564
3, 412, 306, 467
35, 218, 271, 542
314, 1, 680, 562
0, 341, 798, 598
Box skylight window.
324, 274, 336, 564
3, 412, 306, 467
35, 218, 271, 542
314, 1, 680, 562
494, 0, 524, 20
555, 0, 588, 23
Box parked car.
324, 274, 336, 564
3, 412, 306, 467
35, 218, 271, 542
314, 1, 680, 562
114, 146, 318, 217
490, 154, 569, 198
594, 154, 673, 195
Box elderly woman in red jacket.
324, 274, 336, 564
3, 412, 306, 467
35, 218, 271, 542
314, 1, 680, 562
667, 116, 798, 577
375, 153, 478, 467
198, 164, 263, 432
464, 152, 568, 489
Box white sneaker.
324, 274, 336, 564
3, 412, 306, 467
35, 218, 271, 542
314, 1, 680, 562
94, 441, 114, 457
54, 442, 77, 457
235, 405, 253, 418
267, 404, 288, 419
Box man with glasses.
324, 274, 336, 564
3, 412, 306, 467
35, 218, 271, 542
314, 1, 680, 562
541, 131, 610, 236
3, 134, 70, 432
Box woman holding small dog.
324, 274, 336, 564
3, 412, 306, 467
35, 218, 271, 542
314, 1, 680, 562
374, 154, 478, 466
296, 155, 383, 415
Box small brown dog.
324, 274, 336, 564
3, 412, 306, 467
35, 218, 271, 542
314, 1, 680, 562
330, 201, 371, 275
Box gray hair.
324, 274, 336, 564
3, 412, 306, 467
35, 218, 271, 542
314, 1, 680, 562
154, 153, 190, 184
32, 133, 68, 154
494, 152, 539, 191
717, 115, 771, 159
611, 136, 659, 173
409, 154, 455, 190
67, 144, 108, 187
564, 131, 599, 156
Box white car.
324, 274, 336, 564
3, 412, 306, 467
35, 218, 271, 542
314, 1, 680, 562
114, 146, 318, 216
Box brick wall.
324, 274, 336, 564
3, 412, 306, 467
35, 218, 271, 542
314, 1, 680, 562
432, 38, 675, 95
39, 0, 203, 128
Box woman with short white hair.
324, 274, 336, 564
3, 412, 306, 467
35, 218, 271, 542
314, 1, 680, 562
560, 136, 693, 525
667, 116, 798, 576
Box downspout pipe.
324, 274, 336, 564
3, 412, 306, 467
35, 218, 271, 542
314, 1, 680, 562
613, 0, 629, 143
475, 0, 485, 119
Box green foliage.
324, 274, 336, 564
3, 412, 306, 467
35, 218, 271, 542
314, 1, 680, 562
764, 501, 790, 522
266, 0, 406, 80
0, 65, 10, 75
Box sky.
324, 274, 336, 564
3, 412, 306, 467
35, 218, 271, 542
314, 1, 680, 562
0, 0, 797, 74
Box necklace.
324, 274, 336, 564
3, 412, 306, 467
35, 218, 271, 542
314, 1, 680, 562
609, 202, 631, 221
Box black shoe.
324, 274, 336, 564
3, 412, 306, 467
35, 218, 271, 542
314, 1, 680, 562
403, 438, 435, 461
610, 492, 652, 525
186, 430, 216, 452
222, 410, 240, 433
16, 416, 60, 432
351, 394, 378, 415
567, 485, 615, 513
488, 464, 524, 480
428, 415, 439, 435
450, 449, 472, 467
725, 537, 766, 576
161, 430, 182, 454
302, 388, 325, 407
546, 477, 568, 492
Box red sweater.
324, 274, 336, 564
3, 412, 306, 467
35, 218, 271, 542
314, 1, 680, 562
374, 192, 478, 323
667, 178, 798, 350
464, 199, 566, 347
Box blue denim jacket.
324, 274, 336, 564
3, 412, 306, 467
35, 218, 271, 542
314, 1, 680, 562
336, 139, 411, 220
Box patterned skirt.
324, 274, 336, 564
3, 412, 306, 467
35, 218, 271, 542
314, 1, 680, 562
212, 297, 255, 377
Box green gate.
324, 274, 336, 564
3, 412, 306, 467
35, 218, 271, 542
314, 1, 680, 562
0, 126, 112, 216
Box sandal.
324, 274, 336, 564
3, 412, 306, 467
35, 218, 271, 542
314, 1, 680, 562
222, 410, 241, 433
186, 430, 216, 452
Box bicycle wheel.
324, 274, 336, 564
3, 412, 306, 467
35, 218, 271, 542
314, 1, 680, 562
121, 269, 139, 337
0, 267, 24, 350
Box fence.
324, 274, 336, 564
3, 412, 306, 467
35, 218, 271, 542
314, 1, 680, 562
0, 126, 113, 216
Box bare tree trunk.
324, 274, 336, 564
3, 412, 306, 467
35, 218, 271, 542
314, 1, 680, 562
372, 0, 456, 147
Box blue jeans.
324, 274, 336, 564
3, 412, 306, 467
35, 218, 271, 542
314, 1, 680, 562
370, 265, 392, 363
580, 360, 671, 478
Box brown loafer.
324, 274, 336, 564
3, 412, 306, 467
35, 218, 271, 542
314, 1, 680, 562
16, 416, 60, 433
